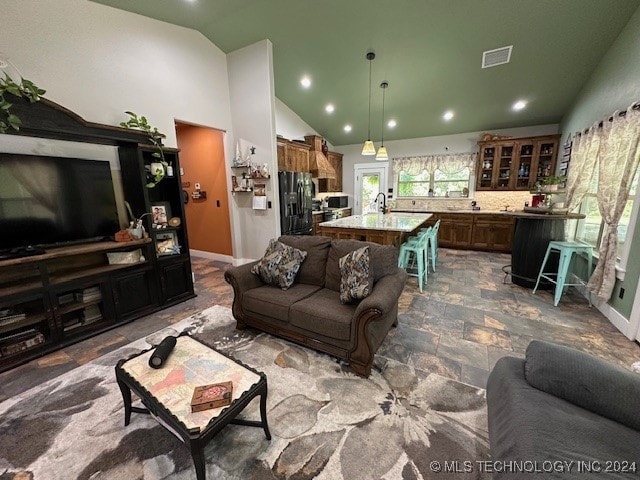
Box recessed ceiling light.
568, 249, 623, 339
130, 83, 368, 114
387, 119, 397, 128
443, 110, 454, 121
300, 76, 311, 88
344, 124, 352, 133
512, 100, 527, 111
325, 104, 335, 114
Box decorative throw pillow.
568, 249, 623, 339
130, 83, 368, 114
251, 239, 307, 290
339, 246, 373, 304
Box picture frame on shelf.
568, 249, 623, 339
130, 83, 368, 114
155, 230, 180, 256
151, 202, 171, 227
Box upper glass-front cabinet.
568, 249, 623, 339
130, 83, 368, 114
476, 135, 560, 191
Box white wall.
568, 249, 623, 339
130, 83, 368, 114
227, 40, 279, 262
1, 0, 233, 150
335, 124, 560, 202
275, 98, 333, 148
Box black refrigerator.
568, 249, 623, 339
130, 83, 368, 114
278, 171, 313, 235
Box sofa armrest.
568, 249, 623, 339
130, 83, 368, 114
348, 269, 407, 377
224, 261, 263, 326
525, 340, 640, 431
354, 268, 407, 320
224, 261, 262, 292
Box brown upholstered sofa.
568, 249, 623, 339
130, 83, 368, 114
224, 235, 407, 377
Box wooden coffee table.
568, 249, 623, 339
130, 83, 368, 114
115, 333, 270, 480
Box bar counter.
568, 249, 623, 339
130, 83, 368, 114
504, 211, 585, 289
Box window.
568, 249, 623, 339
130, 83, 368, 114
575, 166, 639, 272
397, 170, 431, 197
397, 168, 471, 197
434, 167, 471, 197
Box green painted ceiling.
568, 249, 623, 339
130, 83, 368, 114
91, 0, 640, 146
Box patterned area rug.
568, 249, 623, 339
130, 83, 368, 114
0, 306, 489, 479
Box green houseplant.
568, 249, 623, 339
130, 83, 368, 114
0, 74, 46, 134
119, 111, 167, 188
543, 175, 566, 191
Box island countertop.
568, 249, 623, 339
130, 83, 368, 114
318, 212, 432, 245
319, 212, 432, 232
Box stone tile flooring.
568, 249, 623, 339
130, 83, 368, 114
2, 249, 639, 400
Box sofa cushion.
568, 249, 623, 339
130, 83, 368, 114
278, 235, 331, 286
243, 283, 322, 322
251, 239, 307, 290
525, 340, 640, 431
325, 239, 398, 292
289, 288, 355, 341
339, 246, 373, 304
488, 357, 640, 478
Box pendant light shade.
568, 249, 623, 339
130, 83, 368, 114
376, 81, 389, 161
362, 51, 376, 155
362, 140, 376, 155
375, 145, 388, 161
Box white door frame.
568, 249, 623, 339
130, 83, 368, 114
354, 163, 389, 215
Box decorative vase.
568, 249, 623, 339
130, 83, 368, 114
150, 162, 165, 176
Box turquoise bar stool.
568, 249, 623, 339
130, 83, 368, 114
426, 219, 440, 272
533, 241, 593, 307
398, 227, 432, 292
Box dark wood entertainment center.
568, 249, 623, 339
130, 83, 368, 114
0, 97, 195, 372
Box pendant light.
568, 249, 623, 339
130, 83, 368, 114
376, 81, 389, 161
362, 51, 376, 155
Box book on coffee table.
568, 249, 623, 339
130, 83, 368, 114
190, 381, 233, 412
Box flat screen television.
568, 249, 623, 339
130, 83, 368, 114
0, 153, 119, 251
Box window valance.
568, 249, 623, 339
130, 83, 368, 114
392, 153, 477, 176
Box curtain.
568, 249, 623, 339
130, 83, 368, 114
392, 153, 476, 176
564, 126, 601, 212
587, 105, 640, 304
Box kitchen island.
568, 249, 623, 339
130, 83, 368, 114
318, 212, 432, 246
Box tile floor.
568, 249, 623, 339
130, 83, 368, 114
2, 249, 639, 400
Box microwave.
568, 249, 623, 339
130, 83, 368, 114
327, 196, 348, 208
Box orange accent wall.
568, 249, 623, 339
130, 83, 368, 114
175, 123, 232, 255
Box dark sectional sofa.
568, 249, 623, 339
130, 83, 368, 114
224, 235, 407, 377
487, 340, 640, 479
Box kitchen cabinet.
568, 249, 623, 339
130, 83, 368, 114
438, 214, 474, 247
476, 135, 560, 191
277, 138, 310, 172
471, 214, 514, 253
312, 213, 323, 235
396, 211, 514, 252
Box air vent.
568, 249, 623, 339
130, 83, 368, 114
482, 46, 513, 68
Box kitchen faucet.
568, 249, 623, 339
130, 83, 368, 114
375, 192, 387, 214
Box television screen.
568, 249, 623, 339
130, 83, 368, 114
0, 153, 119, 251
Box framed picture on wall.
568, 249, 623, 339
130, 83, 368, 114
151, 202, 171, 227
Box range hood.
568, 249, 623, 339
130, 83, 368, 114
305, 135, 336, 179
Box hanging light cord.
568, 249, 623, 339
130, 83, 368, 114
380, 82, 387, 145
367, 56, 373, 140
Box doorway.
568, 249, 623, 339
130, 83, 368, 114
175, 122, 232, 259
354, 163, 388, 215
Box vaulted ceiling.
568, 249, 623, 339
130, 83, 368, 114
91, 0, 640, 145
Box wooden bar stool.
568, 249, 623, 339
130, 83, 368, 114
533, 241, 593, 306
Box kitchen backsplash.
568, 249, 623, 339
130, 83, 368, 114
394, 191, 532, 211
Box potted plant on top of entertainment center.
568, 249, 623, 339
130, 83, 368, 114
0, 74, 46, 134
119, 111, 168, 188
